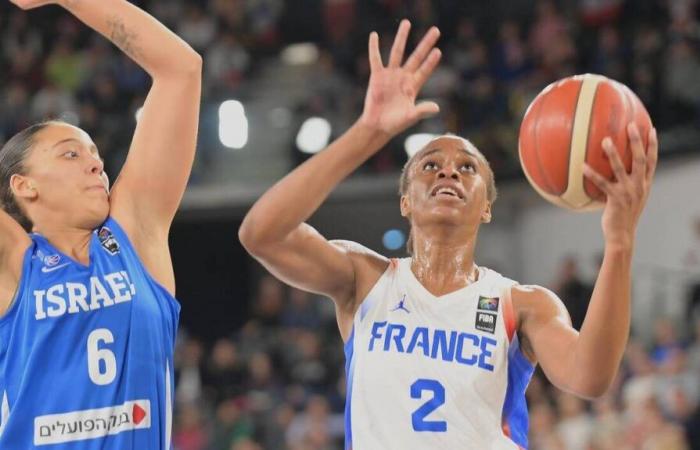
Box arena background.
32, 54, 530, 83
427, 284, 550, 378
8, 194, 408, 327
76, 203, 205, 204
1, 0, 699, 448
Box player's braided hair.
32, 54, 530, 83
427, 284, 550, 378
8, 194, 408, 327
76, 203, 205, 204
0, 121, 57, 232
398, 135, 498, 255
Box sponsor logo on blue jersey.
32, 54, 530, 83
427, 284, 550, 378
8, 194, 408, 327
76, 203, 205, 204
97, 227, 119, 255
44, 254, 61, 267
34, 400, 151, 445
368, 321, 497, 372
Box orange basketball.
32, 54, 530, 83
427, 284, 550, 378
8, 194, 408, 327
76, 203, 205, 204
518, 74, 652, 210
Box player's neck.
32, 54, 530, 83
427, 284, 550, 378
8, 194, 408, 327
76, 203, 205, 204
32, 224, 93, 266
410, 234, 478, 295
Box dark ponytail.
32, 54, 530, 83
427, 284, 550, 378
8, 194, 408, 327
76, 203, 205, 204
0, 121, 54, 232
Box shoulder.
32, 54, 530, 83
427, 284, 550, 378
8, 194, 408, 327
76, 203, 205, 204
329, 239, 391, 311
511, 285, 571, 334
511, 284, 572, 359
330, 240, 390, 271
511, 284, 569, 319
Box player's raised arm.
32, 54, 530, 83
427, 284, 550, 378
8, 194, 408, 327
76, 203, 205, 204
239, 21, 441, 311
518, 124, 658, 398
10, 0, 203, 235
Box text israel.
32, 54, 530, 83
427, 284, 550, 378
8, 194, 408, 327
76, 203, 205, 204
34, 271, 136, 320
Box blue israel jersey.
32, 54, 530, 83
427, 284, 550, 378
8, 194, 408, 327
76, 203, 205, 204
0, 216, 180, 449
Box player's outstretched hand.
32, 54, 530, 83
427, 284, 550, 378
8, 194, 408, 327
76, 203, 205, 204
359, 20, 442, 137
582, 123, 658, 249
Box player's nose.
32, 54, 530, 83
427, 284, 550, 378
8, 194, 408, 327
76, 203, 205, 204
437, 164, 459, 180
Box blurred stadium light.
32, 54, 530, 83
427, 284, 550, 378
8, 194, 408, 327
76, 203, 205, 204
219, 100, 248, 149
296, 117, 331, 154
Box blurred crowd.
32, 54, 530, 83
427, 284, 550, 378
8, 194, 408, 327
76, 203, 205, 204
2, 0, 700, 178
171, 269, 700, 450
173, 275, 346, 450
3, 1, 700, 447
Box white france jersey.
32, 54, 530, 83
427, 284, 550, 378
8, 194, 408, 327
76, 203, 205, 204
344, 258, 534, 449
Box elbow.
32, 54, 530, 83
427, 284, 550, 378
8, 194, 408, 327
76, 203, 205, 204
156, 50, 202, 80
238, 217, 266, 257
567, 377, 614, 400
180, 51, 203, 76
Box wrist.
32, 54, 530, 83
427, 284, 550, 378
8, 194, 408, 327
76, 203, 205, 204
352, 118, 392, 149
604, 238, 635, 256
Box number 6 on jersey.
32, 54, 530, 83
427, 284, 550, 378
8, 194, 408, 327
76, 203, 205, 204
87, 328, 117, 385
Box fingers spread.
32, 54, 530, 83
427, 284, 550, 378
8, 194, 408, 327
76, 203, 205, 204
413, 101, 440, 121
388, 20, 411, 68
582, 163, 611, 195
404, 26, 440, 72
603, 137, 627, 182
646, 127, 659, 182
368, 31, 383, 72
628, 123, 647, 177
414, 48, 442, 90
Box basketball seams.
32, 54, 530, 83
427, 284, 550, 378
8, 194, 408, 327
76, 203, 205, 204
530, 84, 558, 194
562, 74, 603, 209
563, 78, 584, 196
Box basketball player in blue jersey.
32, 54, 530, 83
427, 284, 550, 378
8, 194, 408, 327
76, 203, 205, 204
240, 20, 658, 449
0, 0, 201, 448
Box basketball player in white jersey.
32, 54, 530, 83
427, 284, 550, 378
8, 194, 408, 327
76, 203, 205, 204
239, 20, 658, 449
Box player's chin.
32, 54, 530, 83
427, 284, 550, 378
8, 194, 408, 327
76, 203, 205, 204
84, 197, 111, 227
427, 205, 468, 223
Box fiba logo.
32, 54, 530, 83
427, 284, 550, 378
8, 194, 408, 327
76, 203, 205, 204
475, 312, 496, 334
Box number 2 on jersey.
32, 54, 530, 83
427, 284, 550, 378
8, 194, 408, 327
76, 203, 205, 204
411, 378, 447, 432
87, 328, 117, 385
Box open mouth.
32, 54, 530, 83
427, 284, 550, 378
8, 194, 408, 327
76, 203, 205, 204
431, 185, 464, 199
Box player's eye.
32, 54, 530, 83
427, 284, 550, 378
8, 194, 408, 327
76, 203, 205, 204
460, 162, 476, 173
63, 150, 79, 159
423, 161, 438, 171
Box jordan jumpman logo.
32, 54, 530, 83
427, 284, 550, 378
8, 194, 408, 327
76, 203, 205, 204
391, 295, 411, 313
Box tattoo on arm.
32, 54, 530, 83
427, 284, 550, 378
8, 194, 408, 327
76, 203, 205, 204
106, 15, 141, 60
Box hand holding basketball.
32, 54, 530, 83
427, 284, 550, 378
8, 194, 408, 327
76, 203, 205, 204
583, 124, 658, 248
359, 20, 442, 137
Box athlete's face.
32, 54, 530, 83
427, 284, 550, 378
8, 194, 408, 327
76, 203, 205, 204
400, 136, 492, 227
14, 123, 110, 230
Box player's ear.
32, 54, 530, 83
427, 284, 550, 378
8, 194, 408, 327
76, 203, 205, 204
11, 174, 38, 200
400, 194, 411, 218
481, 201, 491, 223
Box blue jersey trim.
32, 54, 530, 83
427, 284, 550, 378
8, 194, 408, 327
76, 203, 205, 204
343, 327, 355, 450
502, 335, 534, 448
0, 241, 34, 326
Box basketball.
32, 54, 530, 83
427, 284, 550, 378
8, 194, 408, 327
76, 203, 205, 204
519, 74, 652, 210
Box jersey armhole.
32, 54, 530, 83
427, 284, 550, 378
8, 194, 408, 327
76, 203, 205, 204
0, 242, 34, 325
103, 216, 180, 306
354, 258, 399, 324
502, 285, 517, 343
